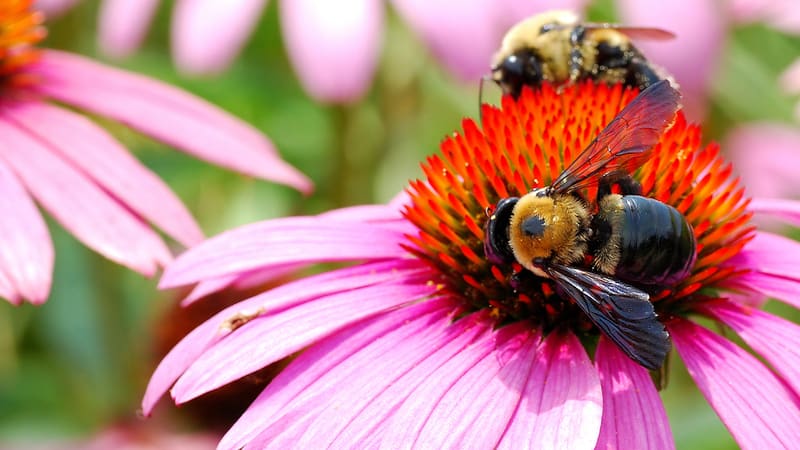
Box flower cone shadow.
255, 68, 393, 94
145, 82, 800, 449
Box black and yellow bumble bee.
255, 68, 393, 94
491, 10, 675, 98
484, 80, 694, 370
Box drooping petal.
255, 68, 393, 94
0, 113, 170, 276
220, 296, 459, 450
725, 124, 800, 200
617, 0, 725, 119
0, 161, 53, 305
98, 0, 161, 58
670, 318, 800, 449
497, 331, 603, 450
159, 216, 410, 288
781, 57, 800, 93
704, 300, 800, 397
723, 231, 800, 309
280, 0, 383, 103
29, 50, 312, 193
172, 0, 268, 74
5, 102, 203, 247
35, 0, 80, 17
748, 197, 800, 229
180, 263, 303, 306
729, 0, 800, 34
595, 336, 674, 450
391, 0, 496, 81
171, 270, 438, 404
142, 259, 429, 413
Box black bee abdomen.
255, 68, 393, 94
612, 195, 696, 286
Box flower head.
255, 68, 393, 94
0, 0, 310, 305
145, 81, 800, 448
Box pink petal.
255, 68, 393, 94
159, 216, 410, 288
724, 231, 800, 309
6, 102, 203, 248
30, 50, 312, 193
98, 0, 161, 58
704, 300, 800, 397
494, 0, 591, 34
172, 0, 268, 74
391, 0, 496, 81
220, 296, 459, 449
729, 0, 800, 34
726, 124, 800, 201
497, 331, 603, 450
594, 336, 674, 450
180, 263, 303, 306
0, 111, 170, 276
280, 0, 383, 103
0, 161, 53, 305
617, 0, 726, 120
781, 58, 800, 93
35, 0, 80, 17
669, 318, 800, 449
142, 259, 428, 413
171, 271, 438, 403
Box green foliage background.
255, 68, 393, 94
1, 1, 799, 448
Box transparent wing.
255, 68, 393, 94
550, 79, 681, 194
547, 264, 670, 370
547, 23, 675, 40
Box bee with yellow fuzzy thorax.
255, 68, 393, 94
491, 10, 675, 98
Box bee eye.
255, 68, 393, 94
522, 216, 546, 238
500, 50, 543, 87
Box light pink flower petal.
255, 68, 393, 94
245, 305, 493, 449
705, 300, 800, 397
730, 0, 800, 34
30, 50, 312, 193
221, 296, 459, 449
748, 197, 800, 231
280, 0, 383, 103
617, 0, 725, 120
171, 271, 438, 403
142, 259, 428, 413
0, 161, 53, 305
172, 0, 268, 74
669, 318, 800, 449
160, 217, 410, 288
724, 231, 800, 309
36, 0, 80, 17
595, 336, 674, 450
494, 0, 591, 35
0, 113, 170, 276
391, 0, 496, 81
497, 331, 603, 450
98, 0, 161, 58
781, 58, 800, 93
726, 124, 800, 200
180, 263, 303, 306
6, 102, 203, 248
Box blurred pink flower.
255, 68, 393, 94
144, 84, 800, 448
41, 0, 588, 103
0, 1, 310, 305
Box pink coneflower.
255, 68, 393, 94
144, 82, 800, 448
0, 0, 310, 305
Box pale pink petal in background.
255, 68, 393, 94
497, 332, 602, 450
670, 319, 800, 449
172, 0, 269, 74
35, 0, 81, 18
726, 124, 800, 200
0, 116, 171, 277
98, 0, 161, 58
729, 0, 800, 34
617, 0, 726, 120
748, 198, 800, 229
0, 161, 53, 305
31, 50, 312, 193
391, 0, 496, 81
6, 102, 204, 248
493, 0, 591, 37
780, 58, 800, 93
595, 336, 674, 450
280, 0, 383, 103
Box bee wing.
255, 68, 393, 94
547, 264, 670, 370
550, 79, 681, 195
581, 24, 676, 40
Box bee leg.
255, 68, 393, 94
568, 25, 587, 82
616, 175, 642, 195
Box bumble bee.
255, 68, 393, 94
491, 10, 675, 98
484, 80, 693, 370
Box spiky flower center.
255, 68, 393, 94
0, 0, 45, 89
403, 83, 753, 335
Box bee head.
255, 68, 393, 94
492, 49, 543, 99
